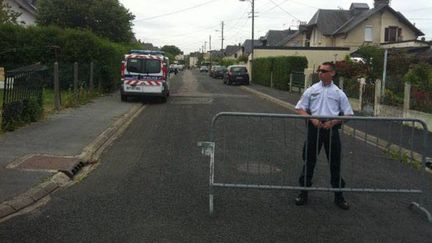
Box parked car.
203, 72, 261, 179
224, 65, 249, 85
209, 65, 221, 77
199, 66, 208, 72
213, 66, 227, 79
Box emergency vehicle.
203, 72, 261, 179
120, 50, 170, 102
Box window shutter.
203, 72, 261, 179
385, 28, 389, 42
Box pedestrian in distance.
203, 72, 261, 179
294, 61, 354, 210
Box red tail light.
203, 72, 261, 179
120, 62, 126, 78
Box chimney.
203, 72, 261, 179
374, 0, 390, 8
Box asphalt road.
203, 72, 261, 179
0, 70, 431, 242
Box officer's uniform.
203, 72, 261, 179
295, 80, 354, 199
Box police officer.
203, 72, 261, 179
294, 62, 354, 210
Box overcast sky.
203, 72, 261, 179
119, 0, 432, 54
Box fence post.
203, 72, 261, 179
374, 79, 382, 116
74, 62, 78, 93
339, 77, 344, 90
304, 73, 311, 90
270, 71, 273, 88
289, 73, 293, 92
89, 62, 94, 92
74, 62, 78, 103
358, 78, 364, 112
403, 82, 411, 117
54, 62, 61, 111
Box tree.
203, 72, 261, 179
356, 45, 384, 80
36, 0, 135, 43
160, 45, 182, 62
0, 0, 21, 24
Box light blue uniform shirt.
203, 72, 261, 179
295, 81, 354, 116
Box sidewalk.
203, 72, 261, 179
0, 92, 143, 218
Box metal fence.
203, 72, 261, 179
199, 112, 431, 222
383, 77, 405, 106
45, 62, 98, 91
289, 72, 305, 93
2, 64, 48, 129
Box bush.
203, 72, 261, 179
253, 56, 308, 90
404, 63, 432, 112
0, 24, 140, 92
22, 97, 43, 122
1, 97, 42, 131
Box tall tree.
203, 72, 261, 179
36, 0, 135, 43
161, 45, 182, 56
0, 0, 21, 24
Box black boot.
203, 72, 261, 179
334, 193, 349, 210
295, 191, 308, 206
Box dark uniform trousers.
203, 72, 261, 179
299, 121, 345, 199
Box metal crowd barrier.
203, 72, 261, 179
198, 112, 431, 222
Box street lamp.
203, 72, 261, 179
239, 0, 254, 82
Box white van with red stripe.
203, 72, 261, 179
120, 50, 170, 102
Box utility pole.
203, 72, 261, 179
204, 41, 207, 53
209, 35, 212, 67
240, 0, 255, 82
382, 49, 388, 98
221, 21, 224, 50
251, 0, 255, 66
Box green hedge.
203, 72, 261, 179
253, 56, 308, 90
0, 24, 140, 91
2, 97, 43, 131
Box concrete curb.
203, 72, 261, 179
79, 103, 144, 163
240, 86, 296, 111
0, 173, 70, 219
240, 85, 431, 172
0, 103, 145, 219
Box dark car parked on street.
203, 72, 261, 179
223, 65, 249, 85
208, 65, 220, 77
213, 66, 227, 79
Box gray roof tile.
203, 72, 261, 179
242, 39, 263, 55
224, 45, 241, 56
264, 29, 297, 46
305, 4, 424, 37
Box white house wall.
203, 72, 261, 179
380, 9, 417, 42
5, 0, 36, 26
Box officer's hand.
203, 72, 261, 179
311, 119, 321, 128
322, 120, 334, 129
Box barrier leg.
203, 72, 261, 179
410, 202, 432, 223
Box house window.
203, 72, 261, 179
385, 26, 402, 42
364, 26, 373, 42
234, 53, 238, 58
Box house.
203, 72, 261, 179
224, 45, 242, 59
242, 39, 263, 56
280, 0, 424, 50
259, 29, 297, 47
5, 0, 37, 26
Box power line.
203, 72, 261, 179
268, 0, 300, 21
260, 0, 290, 13
135, 0, 222, 21
286, 0, 317, 9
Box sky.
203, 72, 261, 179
119, 0, 432, 54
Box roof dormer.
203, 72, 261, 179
349, 3, 370, 15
